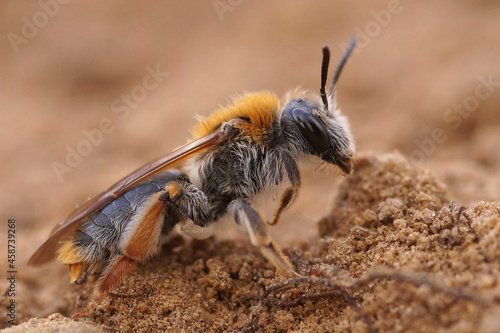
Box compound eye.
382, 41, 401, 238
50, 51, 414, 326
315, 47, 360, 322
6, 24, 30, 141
290, 108, 330, 153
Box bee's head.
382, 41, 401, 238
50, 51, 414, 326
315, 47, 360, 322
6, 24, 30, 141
281, 96, 354, 174
280, 37, 356, 175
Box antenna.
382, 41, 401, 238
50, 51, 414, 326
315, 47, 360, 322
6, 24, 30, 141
329, 35, 357, 96
320, 46, 331, 111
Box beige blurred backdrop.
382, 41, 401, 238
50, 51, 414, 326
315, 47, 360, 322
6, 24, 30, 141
0, 0, 500, 320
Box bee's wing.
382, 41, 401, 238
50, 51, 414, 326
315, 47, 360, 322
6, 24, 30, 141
28, 129, 229, 266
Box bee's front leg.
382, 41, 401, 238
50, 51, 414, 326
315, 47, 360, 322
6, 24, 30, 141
270, 149, 302, 225
232, 199, 300, 278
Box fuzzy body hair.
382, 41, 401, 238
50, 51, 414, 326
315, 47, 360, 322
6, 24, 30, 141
29, 40, 359, 309
58, 88, 355, 279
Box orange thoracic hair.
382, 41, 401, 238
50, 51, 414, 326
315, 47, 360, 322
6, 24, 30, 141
191, 91, 279, 144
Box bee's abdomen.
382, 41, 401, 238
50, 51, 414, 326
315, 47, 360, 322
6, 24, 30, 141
58, 171, 184, 278
75, 194, 133, 255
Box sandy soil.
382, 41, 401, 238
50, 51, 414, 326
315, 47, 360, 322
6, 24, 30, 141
1, 1, 500, 332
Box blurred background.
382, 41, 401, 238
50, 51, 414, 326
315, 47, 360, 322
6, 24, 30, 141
0, 0, 499, 322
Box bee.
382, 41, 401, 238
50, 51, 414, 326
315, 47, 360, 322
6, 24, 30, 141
28, 37, 357, 315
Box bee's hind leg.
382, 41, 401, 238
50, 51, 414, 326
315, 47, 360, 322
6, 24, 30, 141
232, 199, 300, 278
93, 255, 137, 304
73, 255, 137, 319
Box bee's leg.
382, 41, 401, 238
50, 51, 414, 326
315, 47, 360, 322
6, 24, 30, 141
270, 150, 302, 225
271, 187, 298, 226
73, 255, 136, 318
75, 271, 88, 285
66, 261, 88, 283
92, 255, 137, 304
233, 199, 300, 277
79, 190, 168, 316
160, 179, 212, 226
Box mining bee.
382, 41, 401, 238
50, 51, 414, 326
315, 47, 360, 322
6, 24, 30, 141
28, 37, 357, 315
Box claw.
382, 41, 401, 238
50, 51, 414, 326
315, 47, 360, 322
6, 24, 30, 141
72, 302, 96, 319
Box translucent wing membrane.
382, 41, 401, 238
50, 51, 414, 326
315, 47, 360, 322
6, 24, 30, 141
28, 129, 232, 266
